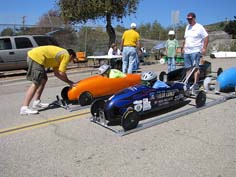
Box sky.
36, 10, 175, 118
0, 0, 235, 28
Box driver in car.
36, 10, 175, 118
141, 71, 169, 89
98, 64, 126, 78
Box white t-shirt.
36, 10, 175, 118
184, 23, 208, 54
108, 48, 121, 56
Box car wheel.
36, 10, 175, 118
210, 54, 216, 58
121, 109, 139, 131
217, 67, 223, 76
61, 86, 70, 100
79, 92, 93, 106
195, 90, 206, 108
159, 71, 167, 82
203, 77, 212, 92
91, 99, 105, 117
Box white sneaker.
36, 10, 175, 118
20, 106, 38, 115
32, 100, 49, 109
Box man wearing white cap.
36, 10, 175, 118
182, 12, 208, 91
120, 22, 142, 73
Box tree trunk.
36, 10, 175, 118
106, 13, 116, 47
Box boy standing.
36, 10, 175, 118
165, 30, 179, 72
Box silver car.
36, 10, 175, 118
0, 35, 59, 71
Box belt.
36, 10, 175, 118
124, 45, 136, 48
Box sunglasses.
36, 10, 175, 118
186, 17, 193, 20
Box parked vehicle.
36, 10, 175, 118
210, 51, 236, 58
0, 35, 59, 71
61, 74, 141, 106
91, 81, 206, 131
159, 60, 213, 85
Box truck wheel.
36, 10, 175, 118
79, 92, 93, 106
121, 109, 139, 131
196, 91, 206, 108
61, 86, 70, 100
91, 99, 105, 117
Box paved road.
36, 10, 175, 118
0, 58, 236, 177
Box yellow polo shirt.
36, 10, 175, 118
122, 29, 140, 47
28, 45, 70, 72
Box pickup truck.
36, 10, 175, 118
0, 35, 59, 71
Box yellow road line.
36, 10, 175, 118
0, 109, 90, 137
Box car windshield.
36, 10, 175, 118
33, 36, 59, 46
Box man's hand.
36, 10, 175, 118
201, 48, 207, 55
68, 80, 76, 87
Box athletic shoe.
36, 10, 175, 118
32, 100, 49, 109
20, 106, 38, 115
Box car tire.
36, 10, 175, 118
61, 86, 70, 100
159, 71, 167, 82
91, 99, 105, 117
195, 90, 206, 108
79, 92, 93, 106
203, 77, 212, 92
121, 109, 139, 131
217, 67, 223, 76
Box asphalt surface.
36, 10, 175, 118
0, 57, 236, 177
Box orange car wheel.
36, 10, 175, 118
61, 86, 70, 100
79, 92, 93, 106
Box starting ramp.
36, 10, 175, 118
90, 91, 236, 136
50, 95, 90, 112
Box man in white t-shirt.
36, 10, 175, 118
182, 12, 209, 91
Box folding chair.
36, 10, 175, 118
75, 52, 88, 67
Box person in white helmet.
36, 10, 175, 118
98, 64, 126, 78
165, 30, 179, 72
141, 71, 169, 89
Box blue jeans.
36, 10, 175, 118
133, 53, 140, 71
167, 57, 176, 72
122, 47, 137, 73
184, 52, 201, 68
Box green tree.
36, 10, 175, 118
224, 16, 236, 39
1, 28, 14, 36
58, 0, 140, 46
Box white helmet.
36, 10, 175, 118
98, 64, 111, 75
141, 71, 157, 81
168, 30, 175, 35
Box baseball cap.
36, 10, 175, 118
187, 12, 196, 19
130, 23, 137, 28
168, 30, 175, 35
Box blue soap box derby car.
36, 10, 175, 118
204, 67, 236, 93
91, 72, 206, 131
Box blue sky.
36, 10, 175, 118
0, 0, 235, 28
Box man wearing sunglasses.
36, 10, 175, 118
182, 12, 209, 92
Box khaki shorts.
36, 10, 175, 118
26, 58, 47, 85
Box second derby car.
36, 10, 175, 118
61, 74, 141, 106
91, 71, 206, 131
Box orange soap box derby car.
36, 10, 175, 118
60, 74, 141, 106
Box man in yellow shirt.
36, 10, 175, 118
20, 45, 77, 115
98, 64, 126, 78
121, 22, 142, 73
